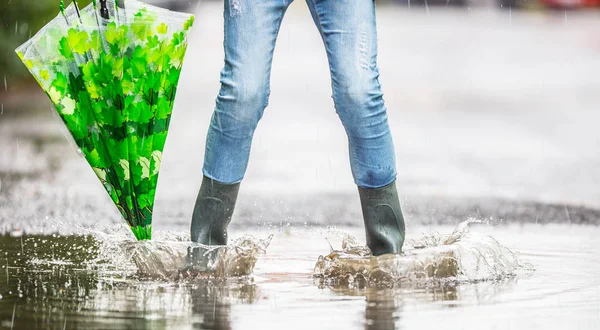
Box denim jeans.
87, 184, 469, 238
202, 0, 397, 189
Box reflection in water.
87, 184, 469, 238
321, 284, 404, 330
364, 290, 401, 330
192, 285, 233, 330
191, 283, 258, 330
318, 274, 521, 330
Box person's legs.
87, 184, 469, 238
192, 0, 291, 245
305, 0, 405, 255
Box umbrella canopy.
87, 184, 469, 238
16, 0, 195, 240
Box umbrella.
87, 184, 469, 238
15, 0, 195, 240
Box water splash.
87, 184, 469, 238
122, 234, 273, 279
22, 223, 273, 281
314, 220, 529, 288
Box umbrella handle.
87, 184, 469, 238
99, 0, 109, 19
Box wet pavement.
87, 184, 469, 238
1, 2, 600, 329
0, 224, 599, 329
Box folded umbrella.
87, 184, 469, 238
16, 0, 195, 240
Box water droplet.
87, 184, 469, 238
11, 303, 15, 328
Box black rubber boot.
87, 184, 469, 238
190, 175, 241, 245
358, 180, 406, 256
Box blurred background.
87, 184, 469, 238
2, 0, 599, 93
1, 0, 600, 234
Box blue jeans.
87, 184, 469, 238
202, 0, 397, 189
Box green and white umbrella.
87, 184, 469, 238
16, 0, 194, 240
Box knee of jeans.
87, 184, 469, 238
218, 80, 269, 126
334, 83, 367, 109
335, 77, 384, 108
238, 84, 269, 118
334, 84, 385, 132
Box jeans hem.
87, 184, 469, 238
202, 168, 244, 185
357, 174, 397, 190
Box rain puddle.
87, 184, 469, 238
0, 222, 599, 329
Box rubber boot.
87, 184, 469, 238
190, 175, 241, 245
358, 180, 406, 256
